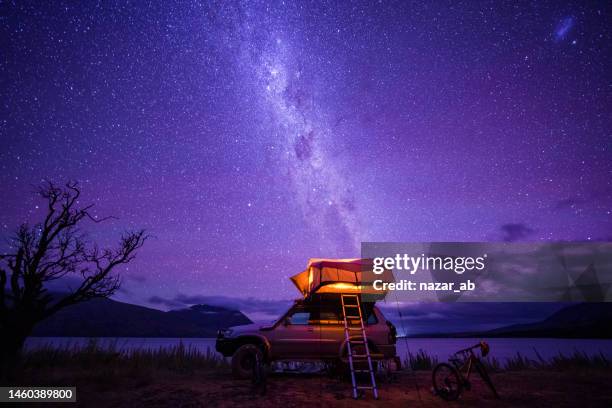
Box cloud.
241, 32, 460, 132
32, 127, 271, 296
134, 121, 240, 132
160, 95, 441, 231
147, 294, 293, 322
500, 223, 534, 242
148, 295, 184, 309
377, 302, 567, 336
149, 294, 573, 335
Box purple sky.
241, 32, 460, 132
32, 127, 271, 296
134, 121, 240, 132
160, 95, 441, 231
1, 1, 611, 310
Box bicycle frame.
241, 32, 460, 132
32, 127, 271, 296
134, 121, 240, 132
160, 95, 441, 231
432, 341, 499, 400
449, 348, 478, 385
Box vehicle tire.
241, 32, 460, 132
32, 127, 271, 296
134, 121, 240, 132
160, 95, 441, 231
232, 344, 263, 380
432, 363, 462, 401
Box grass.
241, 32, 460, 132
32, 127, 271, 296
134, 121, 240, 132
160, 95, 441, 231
403, 347, 610, 372
21, 338, 229, 375
18, 341, 610, 378
10, 343, 612, 407
403, 349, 439, 370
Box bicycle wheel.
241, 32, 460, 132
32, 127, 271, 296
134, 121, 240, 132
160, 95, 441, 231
474, 360, 499, 399
432, 363, 463, 401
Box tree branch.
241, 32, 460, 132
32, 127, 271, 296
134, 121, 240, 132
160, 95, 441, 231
0, 181, 147, 329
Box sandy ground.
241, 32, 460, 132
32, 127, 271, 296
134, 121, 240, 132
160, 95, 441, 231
34, 368, 611, 408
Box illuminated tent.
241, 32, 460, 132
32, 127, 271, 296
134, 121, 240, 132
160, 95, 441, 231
290, 258, 394, 300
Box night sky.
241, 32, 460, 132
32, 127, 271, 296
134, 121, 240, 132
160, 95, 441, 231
1, 1, 611, 313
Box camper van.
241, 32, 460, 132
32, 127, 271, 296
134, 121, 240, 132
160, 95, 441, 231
215, 259, 399, 379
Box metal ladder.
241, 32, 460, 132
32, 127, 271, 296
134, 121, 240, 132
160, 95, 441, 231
341, 294, 378, 400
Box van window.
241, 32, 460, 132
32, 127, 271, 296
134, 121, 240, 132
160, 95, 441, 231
366, 312, 378, 325
318, 310, 342, 325
288, 311, 311, 325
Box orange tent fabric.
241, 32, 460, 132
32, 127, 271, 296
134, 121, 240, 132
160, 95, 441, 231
290, 258, 394, 299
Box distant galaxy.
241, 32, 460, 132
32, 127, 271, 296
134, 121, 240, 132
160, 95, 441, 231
554, 16, 575, 42
1, 1, 611, 307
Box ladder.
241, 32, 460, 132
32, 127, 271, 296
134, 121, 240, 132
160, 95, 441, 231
341, 294, 378, 400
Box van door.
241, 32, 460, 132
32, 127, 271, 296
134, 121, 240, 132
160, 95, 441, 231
270, 306, 320, 359
317, 307, 345, 358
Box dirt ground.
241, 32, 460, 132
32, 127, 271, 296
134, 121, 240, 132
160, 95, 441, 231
31, 368, 612, 408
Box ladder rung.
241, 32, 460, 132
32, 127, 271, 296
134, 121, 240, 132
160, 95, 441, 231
354, 353, 384, 359
352, 353, 383, 359
344, 289, 378, 401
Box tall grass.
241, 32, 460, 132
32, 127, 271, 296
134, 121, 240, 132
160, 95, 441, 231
404, 349, 438, 370
21, 340, 610, 376
22, 339, 229, 375
403, 347, 610, 372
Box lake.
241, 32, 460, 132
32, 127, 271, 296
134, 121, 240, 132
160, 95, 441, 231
25, 337, 612, 363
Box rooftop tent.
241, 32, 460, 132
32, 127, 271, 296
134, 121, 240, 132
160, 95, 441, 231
290, 258, 394, 300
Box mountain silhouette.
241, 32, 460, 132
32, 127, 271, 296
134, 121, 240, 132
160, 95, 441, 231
483, 303, 612, 338
407, 303, 612, 338
31, 297, 252, 337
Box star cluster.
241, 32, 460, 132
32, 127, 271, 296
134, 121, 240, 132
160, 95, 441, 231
1, 1, 610, 306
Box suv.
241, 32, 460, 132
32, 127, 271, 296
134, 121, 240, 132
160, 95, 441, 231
216, 294, 398, 378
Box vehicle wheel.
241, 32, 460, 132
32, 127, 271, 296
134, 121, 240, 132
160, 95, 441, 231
432, 363, 462, 401
232, 344, 263, 379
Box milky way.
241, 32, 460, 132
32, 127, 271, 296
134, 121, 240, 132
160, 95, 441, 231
241, 22, 362, 252
1, 1, 611, 307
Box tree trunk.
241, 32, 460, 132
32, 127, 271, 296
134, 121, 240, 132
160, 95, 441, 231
0, 321, 31, 383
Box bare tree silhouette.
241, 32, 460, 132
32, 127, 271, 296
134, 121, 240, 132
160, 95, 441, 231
0, 181, 147, 379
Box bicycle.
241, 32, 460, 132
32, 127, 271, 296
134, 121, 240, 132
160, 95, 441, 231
432, 341, 499, 401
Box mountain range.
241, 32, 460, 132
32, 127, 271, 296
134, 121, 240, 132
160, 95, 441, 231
482, 302, 612, 338
407, 303, 612, 338
29, 297, 612, 339
31, 297, 252, 337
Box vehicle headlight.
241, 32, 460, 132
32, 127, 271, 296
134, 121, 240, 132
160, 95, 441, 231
218, 328, 233, 338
